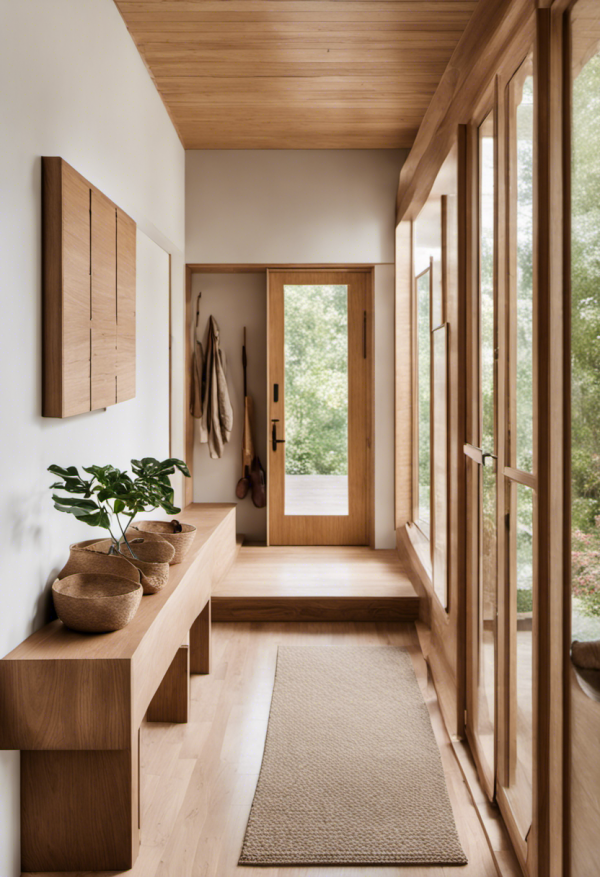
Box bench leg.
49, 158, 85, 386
147, 644, 190, 723
21, 745, 139, 871
190, 598, 211, 674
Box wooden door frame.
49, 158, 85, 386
184, 264, 375, 548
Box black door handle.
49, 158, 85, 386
271, 419, 286, 452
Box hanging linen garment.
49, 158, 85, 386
199, 315, 234, 459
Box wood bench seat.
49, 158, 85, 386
0, 503, 236, 873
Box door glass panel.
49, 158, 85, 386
478, 111, 497, 771
571, 1, 600, 643
502, 54, 535, 841
417, 269, 431, 535
510, 61, 535, 473
283, 284, 349, 516
432, 325, 448, 606
512, 483, 534, 835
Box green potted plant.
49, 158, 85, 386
49, 457, 191, 559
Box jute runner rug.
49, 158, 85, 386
239, 646, 467, 866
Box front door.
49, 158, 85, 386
267, 269, 372, 545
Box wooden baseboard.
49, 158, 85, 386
211, 596, 420, 622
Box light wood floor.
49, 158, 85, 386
26, 622, 507, 877
214, 547, 419, 598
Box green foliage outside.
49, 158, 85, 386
480, 133, 497, 591
513, 77, 535, 587
517, 588, 533, 614
283, 285, 348, 476
514, 77, 534, 477
480, 78, 535, 591
417, 271, 431, 529
571, 52, 600, 623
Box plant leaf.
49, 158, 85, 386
48, 464, 80, 478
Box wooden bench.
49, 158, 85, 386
0, 503, 236, 872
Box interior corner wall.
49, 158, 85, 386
0, 3, 185, 875
185, 149, 408, 547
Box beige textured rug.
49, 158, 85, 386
239, 646, 467, 866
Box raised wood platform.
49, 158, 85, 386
0, 503, 236, 873
212, 546, 420, 621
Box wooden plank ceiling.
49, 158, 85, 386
114, 0, 479, 149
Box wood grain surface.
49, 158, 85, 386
113, 0, 478, 149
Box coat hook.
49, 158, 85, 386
195, 291, 202, 328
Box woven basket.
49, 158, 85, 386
116, 538, 175, 595
131, 520, 197, 564
57, 539, 142, 585
52, 574, 143, 633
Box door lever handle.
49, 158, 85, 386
271, 419, 286, 452
481, 451, 497, 467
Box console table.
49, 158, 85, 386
0, 503, 236, 872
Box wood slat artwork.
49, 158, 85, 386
113, 0, 479, 148
42, 158, 137, 418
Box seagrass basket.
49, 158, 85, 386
52, 574, 142, 633
115, 538, 175, 594
57, 539, 142, 585
131, 520, 196, 564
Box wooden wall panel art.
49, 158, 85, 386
42, 157, 136, 417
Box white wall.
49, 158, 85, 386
191, 273, 267, 542
186, 150, 407, 547
0, 3, 185, 874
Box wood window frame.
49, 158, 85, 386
395, 3, 568, 874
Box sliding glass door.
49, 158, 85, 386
497, 53, 535, 847
465, 54, 536, 857
465, 109, 498, 798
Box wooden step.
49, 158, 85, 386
212, 595, 419, 622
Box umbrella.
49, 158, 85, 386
236, 328, 266, 508
236, 327, 254, 498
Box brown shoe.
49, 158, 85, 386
250, 456, 266, 508
236, 467, 251, 499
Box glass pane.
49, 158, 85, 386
417, 270, 431, 535
478, 111, 497, 772
571, 4, 600, 643
480, 112, 495, 454
432, 326, 447, 606
510, 61, 535, 472
283, 284, 349, 516
512, 483, 534, 836
479, 462, 497, 769
414, 198, 442, 327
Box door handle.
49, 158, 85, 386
271, 419, 286, 452
463, 444, 497, 466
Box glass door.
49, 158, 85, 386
497, 52, 535, 848
267, 270, 372, 545
465, 109, 498, 798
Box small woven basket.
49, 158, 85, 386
57, 539, 142, 585
116, 538, 175, 594
131, 520, 197, 564
52, 574, 143, 633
